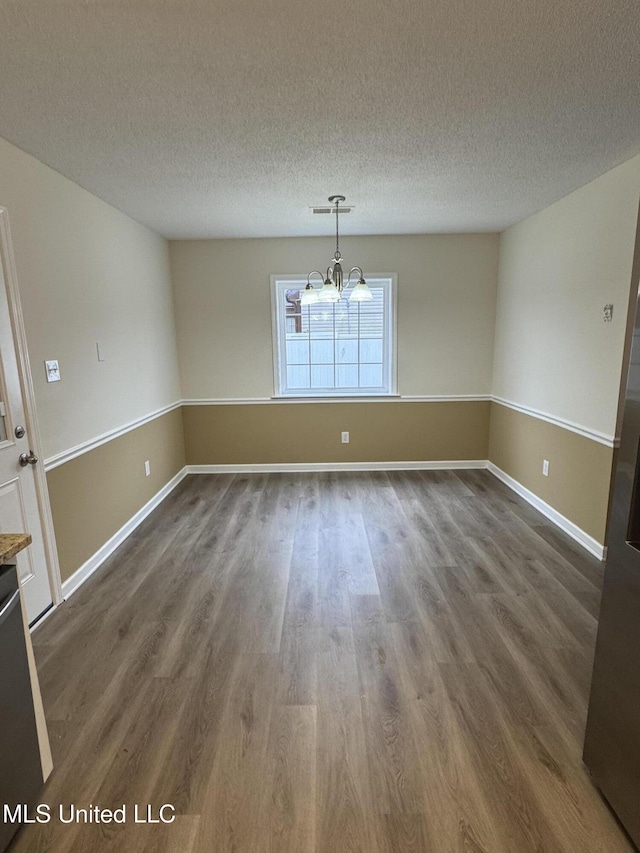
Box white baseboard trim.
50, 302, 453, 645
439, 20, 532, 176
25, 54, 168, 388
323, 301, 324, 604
60, 467, 188, 601
487, 462, 606, 560
187, 460, 489, 474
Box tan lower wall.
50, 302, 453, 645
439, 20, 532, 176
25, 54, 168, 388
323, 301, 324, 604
488, 402, 614, 544
47, 408, 186, 582
44, 400, 612, 582
182, 401, 491, 465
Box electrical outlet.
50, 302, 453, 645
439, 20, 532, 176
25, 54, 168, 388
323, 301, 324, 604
542, 459, 549, 477
341, 431, 350, 444
144, 460, 151, 477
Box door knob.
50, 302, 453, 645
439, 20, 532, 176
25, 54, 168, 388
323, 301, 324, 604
18, 451, 38, 467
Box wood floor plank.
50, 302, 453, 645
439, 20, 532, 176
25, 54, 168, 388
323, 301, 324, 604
351, 594, 425, 814
278, 491, 321, 705
434, 573, 550, 729
20, 471, 633, 853
531, 522, 604, 587
262, 704, 317, 851
193, 653, 281, 852
501, 721, 633, 853
278, 625, 318, 706
455, 535, 533, 595
134, 816, 201, 853
64, 676, 193, 853
316, 626, 383, 852
380, 814, 430, 853
386, 620, 507, 852
439, 661, 567, 853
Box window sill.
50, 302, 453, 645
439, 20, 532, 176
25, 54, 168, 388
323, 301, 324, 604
271, 394, 401, 401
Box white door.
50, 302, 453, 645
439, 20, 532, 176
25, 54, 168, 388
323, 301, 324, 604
0, 210, 55, 624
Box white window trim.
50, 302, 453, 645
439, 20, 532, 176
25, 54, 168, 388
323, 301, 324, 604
270, 273, 398, 398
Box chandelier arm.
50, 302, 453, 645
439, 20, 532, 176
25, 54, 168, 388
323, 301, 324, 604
348, 266, 365, 284
307, 271, 324, 288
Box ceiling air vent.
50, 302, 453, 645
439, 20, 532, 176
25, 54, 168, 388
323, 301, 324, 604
310, 206, 353, 214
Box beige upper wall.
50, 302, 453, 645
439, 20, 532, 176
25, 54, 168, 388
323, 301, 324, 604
169, 233, 499, 399
0, 137, 180, 459
492, 154, 640, 439
5, 119, 638, 462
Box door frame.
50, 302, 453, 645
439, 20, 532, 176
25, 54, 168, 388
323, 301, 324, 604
0, 206, 62, 611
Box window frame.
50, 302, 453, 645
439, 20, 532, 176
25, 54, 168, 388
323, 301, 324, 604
270, 273, 398, 398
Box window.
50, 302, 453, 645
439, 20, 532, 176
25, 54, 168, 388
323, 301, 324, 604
271, 274, 396, 397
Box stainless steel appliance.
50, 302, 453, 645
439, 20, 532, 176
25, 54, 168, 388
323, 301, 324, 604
584, 305, 640, 848
0, 564, 44, 852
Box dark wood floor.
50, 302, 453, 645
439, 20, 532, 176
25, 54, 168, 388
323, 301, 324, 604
13, 470, 634, 852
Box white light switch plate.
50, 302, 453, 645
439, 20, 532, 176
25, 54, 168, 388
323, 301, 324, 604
45, 360, 61, 382
96, 342, 107, 362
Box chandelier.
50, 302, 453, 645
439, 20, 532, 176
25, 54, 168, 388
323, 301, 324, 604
301, 195, 373, 305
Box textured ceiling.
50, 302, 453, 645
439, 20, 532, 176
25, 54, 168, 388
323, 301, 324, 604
0, 0, 639, 238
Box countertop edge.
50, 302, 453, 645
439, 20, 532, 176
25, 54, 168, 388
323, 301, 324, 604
0, 533, 33, 563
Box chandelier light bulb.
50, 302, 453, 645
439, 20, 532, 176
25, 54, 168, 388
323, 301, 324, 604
300, 284, 319, 305
349, 279, 373, 302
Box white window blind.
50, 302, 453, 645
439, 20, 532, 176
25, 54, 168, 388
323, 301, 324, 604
271, 275, 396, 397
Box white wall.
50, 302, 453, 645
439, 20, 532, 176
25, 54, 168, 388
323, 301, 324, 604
492, 154, 640, 439
170, 233, 499, 399
0, 137, 181, 459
